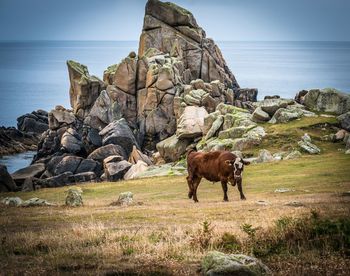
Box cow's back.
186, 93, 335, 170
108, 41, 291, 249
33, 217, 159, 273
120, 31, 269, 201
187, 151, 237, 182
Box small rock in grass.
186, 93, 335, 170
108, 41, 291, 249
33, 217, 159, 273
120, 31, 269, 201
274, 188, 294, 193
65, 187, 83, 207
21, 197, 55, 207
201, 251, 271, 276
1, 197, 23, 207
112, 191, 133, 206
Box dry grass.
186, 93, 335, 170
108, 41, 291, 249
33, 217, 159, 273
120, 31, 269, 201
1, 117, 350, 275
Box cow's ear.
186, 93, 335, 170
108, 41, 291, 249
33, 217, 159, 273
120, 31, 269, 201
225, 160, 233, 166
242, 160, 250, 165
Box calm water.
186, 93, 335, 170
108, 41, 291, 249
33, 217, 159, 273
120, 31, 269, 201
0, 151, 36, 173
0, 41, 350, 127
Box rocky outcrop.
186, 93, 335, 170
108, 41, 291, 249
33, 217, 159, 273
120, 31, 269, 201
17, 110, 48, 134
297, 88, 350, 115
0, 126, 39, 155
67, 60, 105, 119
11, 163, 45, 186
176, 106, 208, 139
337, 112, 350, 131
0, 165, 17, 192
138, 0, 239, 89
156, 134, 191, 162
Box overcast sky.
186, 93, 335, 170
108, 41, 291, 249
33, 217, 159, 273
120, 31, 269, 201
0, 0, 349, 41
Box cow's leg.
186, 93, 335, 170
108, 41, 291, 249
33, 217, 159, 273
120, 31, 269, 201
192, 176, 202, 203
221, 180, 229, 201
186, 175, 194, 199
236, 179, 246, 200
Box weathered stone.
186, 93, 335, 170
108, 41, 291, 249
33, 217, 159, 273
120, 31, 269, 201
60, 128, 83, 154
303, 88, 350, 115
113, 54, 137, 95
252, 106, 270, 122
67, 60, 105, 119
75, 159, 102, 176
156, 134, 191, 162
260, 99, 289, 116
84, 90, 115, 130
337, 112, 350, 131
11, 163, 45, 185
205, 115, 224, 140
65, 187, 83, 207
176, 106, 208, 139
0, 127, 39, 156
104, 155, 124, 165
334, 129, 348, 141
21, 198, 54, 207
104, 160, 132, 181
1, 197, 23, 206
128, 145, 153, 165
268, 107, 302, 124
124, 161, 149, 180
255, 149, 274, 163
87, 144, 126, 162
107, 85, 137, 128
201, 251, 271, 276
0, 165, 17, 192
99, 118, 139, 159
298, 140, 321, 154
70, 172, 96, 183
36, 172, 73, 188
48, 107, 76, 130
218, 126, 254, 140
113, 192, 133, 206
284, 150, 302, 160
22, 177, 34, 192
17, 110, 49, 134
138, 0, 239, 88
54, 156, 83, 176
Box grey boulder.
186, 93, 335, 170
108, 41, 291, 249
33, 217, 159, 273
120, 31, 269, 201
201, 251, 271, 276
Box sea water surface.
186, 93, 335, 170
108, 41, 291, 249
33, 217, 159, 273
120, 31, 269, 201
1, 41, 350, 171
1, 40, 350, 127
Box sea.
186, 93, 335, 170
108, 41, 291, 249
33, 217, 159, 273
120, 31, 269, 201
1, 40, 350, 172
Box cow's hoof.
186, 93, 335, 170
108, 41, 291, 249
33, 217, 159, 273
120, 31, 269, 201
223, 198, 229, 202
194, 200, 199, 203
188, 192, 193, 199
241, 197, 246, 200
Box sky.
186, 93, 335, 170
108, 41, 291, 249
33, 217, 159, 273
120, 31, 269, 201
0, 0, 349, 41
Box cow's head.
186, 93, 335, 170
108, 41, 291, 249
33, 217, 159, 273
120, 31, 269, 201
225, 157, 250, 182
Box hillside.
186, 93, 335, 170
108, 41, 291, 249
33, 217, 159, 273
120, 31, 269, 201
1, 116, 350, 275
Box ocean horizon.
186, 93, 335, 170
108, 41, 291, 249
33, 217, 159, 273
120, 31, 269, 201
0, 40, 350, 127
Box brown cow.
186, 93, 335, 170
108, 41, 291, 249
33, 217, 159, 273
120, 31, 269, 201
186, 149, 250, 202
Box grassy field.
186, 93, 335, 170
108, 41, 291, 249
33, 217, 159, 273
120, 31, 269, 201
1, 117, 350, 275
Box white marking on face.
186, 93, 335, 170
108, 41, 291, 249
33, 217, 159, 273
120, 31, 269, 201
233, 158, 243, 177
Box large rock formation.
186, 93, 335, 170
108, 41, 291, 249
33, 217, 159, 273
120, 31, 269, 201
1, 0, 262, 192
296, 88, 350, 115
67, 60, 105, 119
139, 0, 238, 89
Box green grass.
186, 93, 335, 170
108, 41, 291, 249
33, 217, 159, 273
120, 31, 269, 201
0, 116, 349, 275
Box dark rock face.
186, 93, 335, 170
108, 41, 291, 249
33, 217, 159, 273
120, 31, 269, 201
0, 165, 17, 192
0, 127, 39, 156
139, 0, 239, 89
11, 163, 46, 186
104, 160, 132, 181
17, 110, 49, 134
99, 118, 139, 158
87, 144, 126, 162
338, 112, 350, 131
